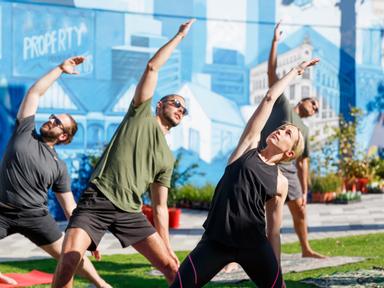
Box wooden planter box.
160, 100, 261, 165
311, 192, 336, 203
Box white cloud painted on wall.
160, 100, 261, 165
206, 0, 246, 63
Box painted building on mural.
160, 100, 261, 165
204, 48, 248, 106
168, 82, 244, 163
0, 0, 383, 185
249, 26, 351, 147
0, 0, 246, 172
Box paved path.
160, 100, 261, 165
0, 194, 383, 262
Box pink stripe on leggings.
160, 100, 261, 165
271, 265, 280, 288
177, 271, 183, 288
188, 255, 198, 285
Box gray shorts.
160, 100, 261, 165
67, 185, 156, 251
278, 163, 303, 201
0, 209, 62, 247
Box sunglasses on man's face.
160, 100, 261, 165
49, 114, 66, 131
309, 100, 319, 113
165, 99, 189, 116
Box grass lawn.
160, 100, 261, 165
1, 233, 383, 287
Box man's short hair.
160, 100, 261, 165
300, 97, 317, 103
61, 114, 78, 145
159, 94, 185, 103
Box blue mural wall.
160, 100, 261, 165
0, 0, 383, 218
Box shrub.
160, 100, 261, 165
312, 173, 342, 193
175, 184, 215, 209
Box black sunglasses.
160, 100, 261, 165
165, 99, 188, 116
49, 114, 66, 132
310, 100, 319, 113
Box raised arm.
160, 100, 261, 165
268, 22, 282, 88
133, 19, 196, 107
228, 58, 319, 165
17, 56, 85, 120
296, 156, 309, 206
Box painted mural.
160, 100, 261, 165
0, 0, 383, 191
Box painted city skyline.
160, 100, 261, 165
0, 0, 383, 186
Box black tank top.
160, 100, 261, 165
203, 148, 278, 248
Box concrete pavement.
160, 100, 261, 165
0, 194, 383, 262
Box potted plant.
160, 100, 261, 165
342, 158, 371, 193
311, 173, 342, 203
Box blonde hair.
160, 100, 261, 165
276, 122, 305, 163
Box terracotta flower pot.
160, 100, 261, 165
168, 207, 181, 229
311, 192, 336, 203
142, 205, 154, 225
142, 205, 181, 229
356, 177, 369, 193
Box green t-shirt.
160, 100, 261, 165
90, 99, 175, 212
260, 94, 309, 159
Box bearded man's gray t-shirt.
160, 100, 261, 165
0, 116, 71, 214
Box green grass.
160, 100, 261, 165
1, 233, 384, 287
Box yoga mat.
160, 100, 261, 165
0, 270, 53, 287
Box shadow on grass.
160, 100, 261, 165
284, 280, 316, 288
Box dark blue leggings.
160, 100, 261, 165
170, 236, 283, 288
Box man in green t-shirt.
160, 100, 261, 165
53, 19, 196, 287
264, 22, 325, 259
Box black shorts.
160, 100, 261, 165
0, 209, 62, 247
67, 186, 156, 251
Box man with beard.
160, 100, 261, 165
263, 22, 325, 259
53, 19, 195, 288
0, 56, 111, 288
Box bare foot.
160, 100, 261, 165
222, 262, 239, 273
0, 273, 17, 285
302, 249, 326, 259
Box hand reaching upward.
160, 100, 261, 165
178, 18, 196, 38
59, 56, 86, 75
296, 58, 320, 75
273, 21, 283, 42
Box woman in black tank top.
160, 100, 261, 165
170, 58, 320, 288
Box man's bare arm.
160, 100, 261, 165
150, 182, 180, 266
17, 56, 85, 120
133, 19, 196, 107
268, 22, 282, 88
55, 192, 77, 220
297, 157, 309, 206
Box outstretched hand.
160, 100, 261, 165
273, 21, 282, 42
178, 18, 196, 38
296, 58, 320, 75
91, 249, 102, 261
60, 56, 86, 75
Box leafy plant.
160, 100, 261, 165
168, 151, 205, 207
369, 157, 384, 180
311, 173, 342, 193
325, 107, 372, 180
342, 158, 370, 179
176, 184, 215, 202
